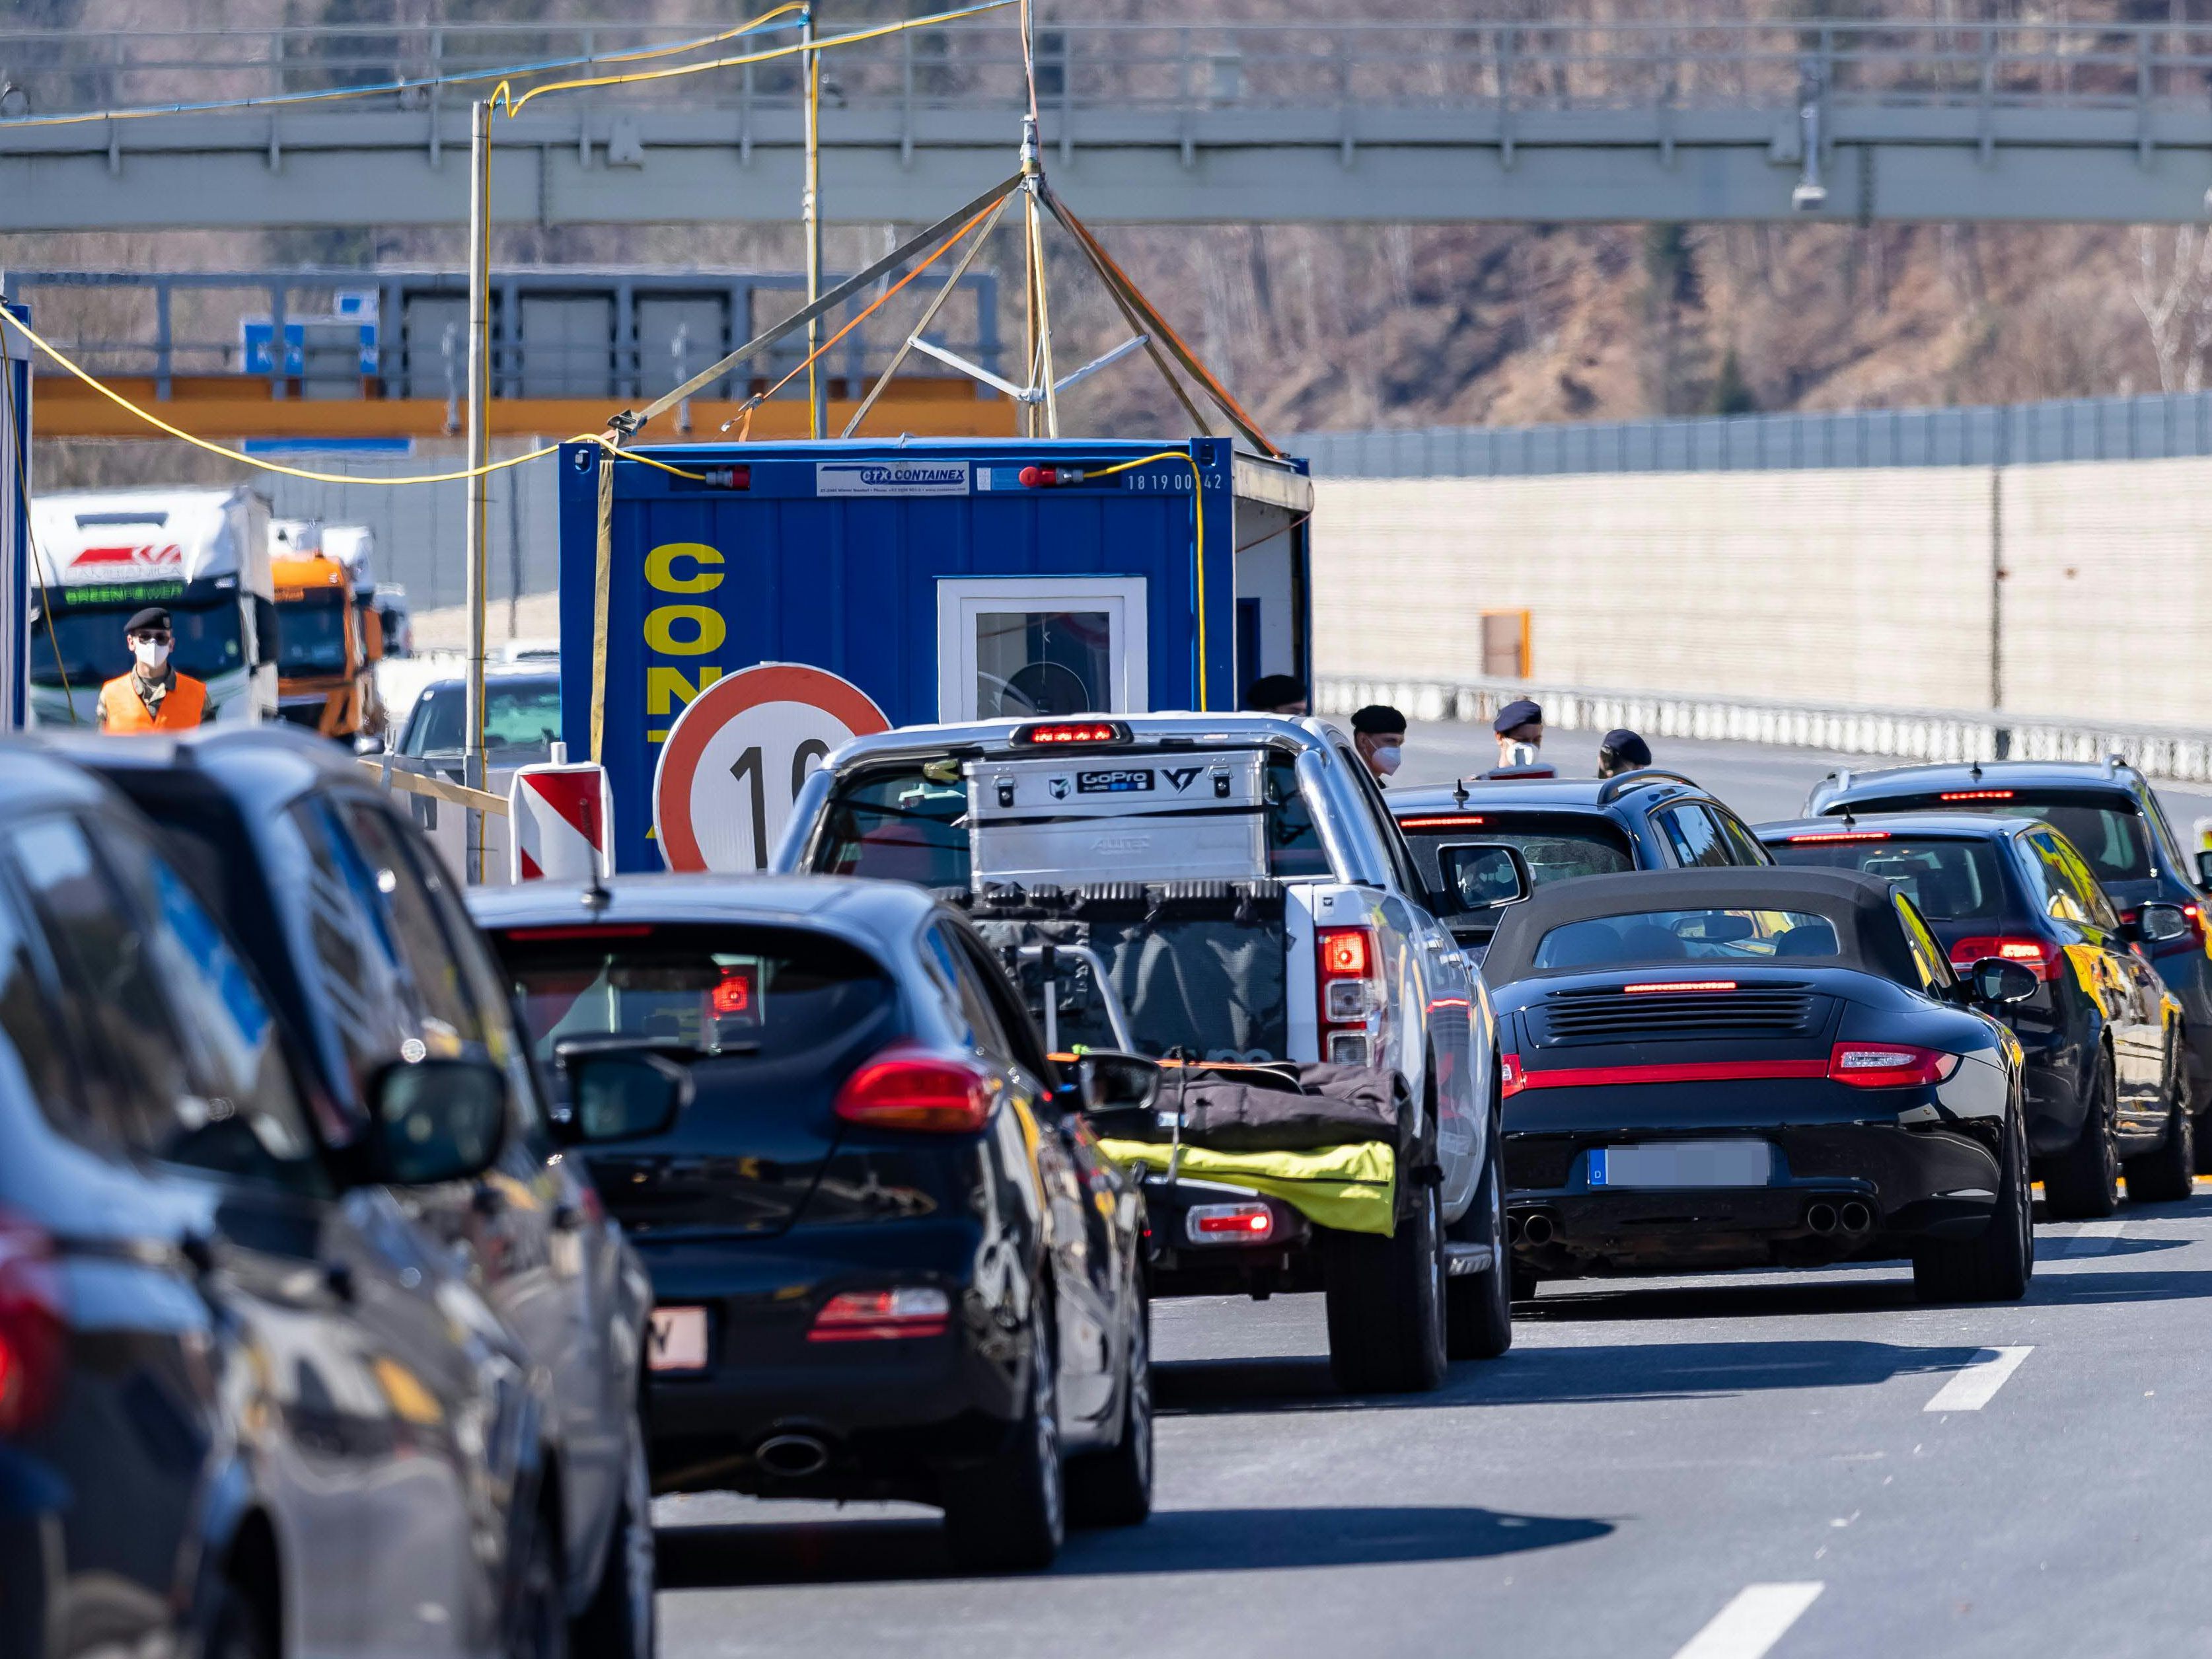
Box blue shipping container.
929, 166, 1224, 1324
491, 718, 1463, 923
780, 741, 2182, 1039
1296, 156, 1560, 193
556, 436, 1314, 872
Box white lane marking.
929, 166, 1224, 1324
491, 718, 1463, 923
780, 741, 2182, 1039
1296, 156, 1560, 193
1923, 1345, 2034, 1412
1670, 1582, 1825, 1659
2063, 1220, 2125, 1256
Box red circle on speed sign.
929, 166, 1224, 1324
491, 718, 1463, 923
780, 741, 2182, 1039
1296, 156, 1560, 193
652, 663, 890, 873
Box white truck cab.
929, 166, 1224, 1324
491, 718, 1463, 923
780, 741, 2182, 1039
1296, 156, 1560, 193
28, 486, 277, 728
774, 712, 1518, 1389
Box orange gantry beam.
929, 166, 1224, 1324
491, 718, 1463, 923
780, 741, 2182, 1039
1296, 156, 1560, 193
34, 376, 1015, 441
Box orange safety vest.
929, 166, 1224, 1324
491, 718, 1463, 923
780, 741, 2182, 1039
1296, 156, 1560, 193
96, 671, 209, 733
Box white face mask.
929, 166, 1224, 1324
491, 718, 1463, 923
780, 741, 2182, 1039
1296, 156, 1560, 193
132, 636, 171, 672
1371, 744, 1403, 777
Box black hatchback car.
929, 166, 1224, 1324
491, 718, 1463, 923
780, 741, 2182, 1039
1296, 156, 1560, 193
1807, 759, 2212, 1156
1485, 866, 2036, 1304
472, 874, 1156, 1574
1762, 814, 2189, 1216
1392, 770, 1771, 951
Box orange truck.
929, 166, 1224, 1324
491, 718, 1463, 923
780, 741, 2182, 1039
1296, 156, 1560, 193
270, 519, 386, 743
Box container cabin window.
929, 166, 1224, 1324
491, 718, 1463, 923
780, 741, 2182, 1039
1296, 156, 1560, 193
936, 577, 1148, 723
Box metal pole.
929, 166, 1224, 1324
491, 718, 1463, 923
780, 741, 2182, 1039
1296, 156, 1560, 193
803, 7, 826, 439
463, 96, 493, 881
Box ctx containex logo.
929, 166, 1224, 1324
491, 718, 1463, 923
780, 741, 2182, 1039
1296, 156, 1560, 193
71, 543, 183, 570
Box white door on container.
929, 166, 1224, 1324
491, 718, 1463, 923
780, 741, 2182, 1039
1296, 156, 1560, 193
936, 577, 1149, 721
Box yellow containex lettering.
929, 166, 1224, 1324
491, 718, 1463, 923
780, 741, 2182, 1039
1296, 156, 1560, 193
645, 605, 725, 655
645, 542, 724, 594
647, 666, 723, 716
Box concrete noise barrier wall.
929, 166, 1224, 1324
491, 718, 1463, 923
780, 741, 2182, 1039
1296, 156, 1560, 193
1310, 455, 2212, 732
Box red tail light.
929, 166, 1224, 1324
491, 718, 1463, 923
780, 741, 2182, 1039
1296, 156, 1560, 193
1948, 935, 2059, 982
807, 1287, 951, 1343
1786, 830, 1890, 844
1828, 1041, 1960, 1088
1013, 720, 1128, 746
1939, 790, 2014, 801
1500, 1052, 1528, 1098
1186, 1202, 1273, 1244
1316, 925, 1383, 1066
1623, 980, 1738, 994
0, 1214, 63, 1438
832, 1048, 995, 1133
1396, 815, 1485, 830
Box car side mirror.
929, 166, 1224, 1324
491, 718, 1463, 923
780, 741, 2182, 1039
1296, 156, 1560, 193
2195, 849, 2212, 889
1076, 1051, 1160, 1121
365, 1056, 508, 1185
553, 1046, 692, 1144
1431, 842, 1533, 923
1968, 957, 2040, 1006
2137, 901, 2192, 945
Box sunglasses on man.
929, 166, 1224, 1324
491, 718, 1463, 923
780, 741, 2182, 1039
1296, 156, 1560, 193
129, 630, 173, 644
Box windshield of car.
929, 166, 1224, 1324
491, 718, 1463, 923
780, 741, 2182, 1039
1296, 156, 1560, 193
1767, 834, 2007, 922
1399, 811, 1634, 890
30, 597, 243, 687
402, 679, 562, 760
1848, 790, 2153, 884
491, 923, 895, 1063
815, 750, 1331, 885
1533, 907, 1841, 969
276, 589, 348, 676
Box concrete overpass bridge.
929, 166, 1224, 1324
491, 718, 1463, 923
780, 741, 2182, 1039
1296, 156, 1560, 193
9, 17, 2212, 229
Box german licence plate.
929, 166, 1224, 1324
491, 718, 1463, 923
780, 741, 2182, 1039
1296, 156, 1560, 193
647, 1306, 709, 1372
1588, 1140, 1773, 1189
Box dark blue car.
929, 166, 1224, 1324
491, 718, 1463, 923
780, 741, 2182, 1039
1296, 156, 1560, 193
1806, 758, 2212, 1167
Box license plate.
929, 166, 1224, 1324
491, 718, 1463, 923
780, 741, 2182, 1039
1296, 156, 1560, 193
647, 1306, 709, 1372
1588, 1140, 1773, 1189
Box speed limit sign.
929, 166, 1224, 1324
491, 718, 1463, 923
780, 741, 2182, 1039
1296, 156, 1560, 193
651, 663, 890, 872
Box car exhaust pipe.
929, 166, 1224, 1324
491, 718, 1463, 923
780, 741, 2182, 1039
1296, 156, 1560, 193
1504, 1212, 1523, 1245
1839, 1200, 1874, 1234
755, 1434, 831, 1479
1805, 1202, 1839, 1235
1520, 1212, 1556, 1247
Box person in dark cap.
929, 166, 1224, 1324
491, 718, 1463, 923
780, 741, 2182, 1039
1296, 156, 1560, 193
97, 605, 208, 733
1597, 728, 1652, 779
1245, 673, 1309, 716
1493, 697, 1543, 770
1349, 704, 1407, 784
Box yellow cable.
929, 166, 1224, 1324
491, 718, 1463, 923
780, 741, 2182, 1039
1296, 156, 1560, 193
0, 307, 706, 485
505, 0, 1017, 114
1, 6, 809, 131
1086, 450, 1211, 708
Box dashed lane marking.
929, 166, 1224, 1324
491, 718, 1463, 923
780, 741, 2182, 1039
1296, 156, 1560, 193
1670, 1583, 1825, 1659
2061, 1220, 2126, 1256
1923, 1345, 2034, 1412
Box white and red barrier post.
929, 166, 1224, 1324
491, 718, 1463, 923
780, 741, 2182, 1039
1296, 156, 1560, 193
509, 754, 614, 883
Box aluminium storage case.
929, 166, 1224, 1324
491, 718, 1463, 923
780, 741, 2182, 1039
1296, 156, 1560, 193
969, 750, 1269, 888
556, 437, 1315, 872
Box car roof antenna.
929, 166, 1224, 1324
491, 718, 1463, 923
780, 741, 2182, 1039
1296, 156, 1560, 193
1452, 776, 1470, 810
581, 859, 612, 914
1969, 758, 1983, 783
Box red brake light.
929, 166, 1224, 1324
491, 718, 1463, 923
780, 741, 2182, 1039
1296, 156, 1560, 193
1787, 831, 1890, 843
1938, 790, 2014, 801
712, 967, 754, 1017
1827, 1041, 1961, 1088
1948, 936, 2059, 982
499, 925, 655, 941
832, 1047, 995, 1132
1623, 980, 1738, 994
1014, 721, 1126, 745
1317, 928, 1372, 978
1501, 1052, 1527, 1098
0, 1214, 63, 1438
806, 1287, 950, 1343
1186, 1202, 1273, 1243
1396, 815, 1485, 830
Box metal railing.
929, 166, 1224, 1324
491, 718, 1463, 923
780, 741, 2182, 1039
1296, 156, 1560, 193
10, 18, 2212, 123
1317, 675, 2212, 786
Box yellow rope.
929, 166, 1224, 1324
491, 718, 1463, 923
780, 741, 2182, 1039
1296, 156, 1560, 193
501, 0, 1016, 114
0, 306, 706, 485
0, 6, 809, 130
1086, 450, 1212, 708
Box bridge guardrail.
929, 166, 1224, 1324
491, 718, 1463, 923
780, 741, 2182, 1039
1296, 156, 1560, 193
1315, 675, 2212, 786
10, 18, 2212, 124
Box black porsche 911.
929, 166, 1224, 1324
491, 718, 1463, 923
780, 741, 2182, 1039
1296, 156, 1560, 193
1483, 867, 2038, 1303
